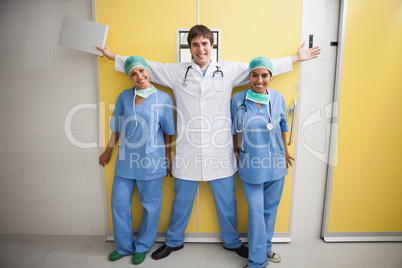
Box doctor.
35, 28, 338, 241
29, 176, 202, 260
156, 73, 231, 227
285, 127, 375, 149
231, 56, 294, 268
99, 56, 176, 265
97, 24, 320, 261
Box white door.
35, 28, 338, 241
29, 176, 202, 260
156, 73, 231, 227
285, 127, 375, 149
291, 0, 341, 240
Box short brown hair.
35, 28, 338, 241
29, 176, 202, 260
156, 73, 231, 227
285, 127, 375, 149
187, 25, 214, 47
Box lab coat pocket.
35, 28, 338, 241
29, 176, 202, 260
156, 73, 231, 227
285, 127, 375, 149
212, 75, 224, 93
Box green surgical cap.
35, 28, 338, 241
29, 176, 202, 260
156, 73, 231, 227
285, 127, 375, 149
249, 56, 273, 75
124, 55, 148, 77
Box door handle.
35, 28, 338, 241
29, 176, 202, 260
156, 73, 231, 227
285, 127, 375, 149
309, 34, 313, 48
287, 99, 297, 146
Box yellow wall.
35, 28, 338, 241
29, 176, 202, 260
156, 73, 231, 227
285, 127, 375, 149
328, 0, 402, 232
95, 0, 303, 234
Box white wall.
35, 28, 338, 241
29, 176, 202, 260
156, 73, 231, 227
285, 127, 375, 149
291, 0, 340, 242
0, 0, 107, 235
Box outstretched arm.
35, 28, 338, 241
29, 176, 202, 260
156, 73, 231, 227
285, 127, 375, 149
97, 44, 178, 89
96, 45, 116, 61
291, 41, 321, 63
231, 42, 321, 86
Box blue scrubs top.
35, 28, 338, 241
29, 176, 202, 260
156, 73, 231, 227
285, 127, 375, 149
110, 87, 176, 180
231, 88, 289, 184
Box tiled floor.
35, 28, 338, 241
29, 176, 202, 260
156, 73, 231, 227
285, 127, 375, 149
0, 235, 401, 268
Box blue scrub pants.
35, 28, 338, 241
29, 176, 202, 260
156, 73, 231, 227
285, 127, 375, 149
111, 176, 163, 255
242, 178, 285, 268
165, 176, 242, 249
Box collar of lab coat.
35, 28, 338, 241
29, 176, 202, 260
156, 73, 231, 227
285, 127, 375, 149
188, 59, 221, 76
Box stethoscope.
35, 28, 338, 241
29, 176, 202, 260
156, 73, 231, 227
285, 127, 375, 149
182, 66, 192, 86
124, 86, 159, 143
235, 88, 273, 152
236, 88, 273, 133
182, 65, 224, 92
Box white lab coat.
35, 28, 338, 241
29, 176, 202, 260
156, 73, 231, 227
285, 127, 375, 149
115, 56, 292, 181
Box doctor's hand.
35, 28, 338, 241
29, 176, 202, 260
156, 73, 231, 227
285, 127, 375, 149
285, 151, 295, 169
291, 41, 321, 63
99, 150, 111, 167
96, 44, 116, 61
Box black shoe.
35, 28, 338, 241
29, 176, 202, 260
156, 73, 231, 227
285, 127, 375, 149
223, 244, 248, 258
151, 244, 184, 260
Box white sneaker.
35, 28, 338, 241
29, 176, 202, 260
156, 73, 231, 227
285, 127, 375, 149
267, 251, 281, 263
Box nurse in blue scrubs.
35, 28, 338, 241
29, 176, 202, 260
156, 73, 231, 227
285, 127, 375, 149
231, 56, 294, 268
99, 56, 176, 265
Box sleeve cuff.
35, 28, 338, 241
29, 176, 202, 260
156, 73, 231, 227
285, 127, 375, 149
271, 56, 293, 77
115, 55, 127, 73
281, 124, 289, 132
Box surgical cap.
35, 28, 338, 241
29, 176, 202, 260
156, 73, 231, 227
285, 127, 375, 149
249, 56, 273, 75
124, 55, 148, 77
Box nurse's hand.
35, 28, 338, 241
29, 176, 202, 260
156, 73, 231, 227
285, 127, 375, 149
96, 44, 116, 61
285, 151, 295, 169
99, 150, 111, 167
234, 151, 240, 165
165, 156, 172, 178
291, 41, 321, 63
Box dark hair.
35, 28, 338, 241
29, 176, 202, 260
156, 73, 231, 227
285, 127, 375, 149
187, 25, 214, 47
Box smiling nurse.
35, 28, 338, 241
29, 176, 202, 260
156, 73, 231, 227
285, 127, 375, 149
98, 56, 176, 265
231, 56, 294, 268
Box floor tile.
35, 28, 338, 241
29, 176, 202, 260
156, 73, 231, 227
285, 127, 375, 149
0, 235, 401, 268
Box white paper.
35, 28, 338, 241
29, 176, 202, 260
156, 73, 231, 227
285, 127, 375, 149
58, 15, 109, 56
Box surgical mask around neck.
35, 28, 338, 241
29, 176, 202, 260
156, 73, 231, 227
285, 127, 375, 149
245, 89, 270, 105
135, 86, 156, 99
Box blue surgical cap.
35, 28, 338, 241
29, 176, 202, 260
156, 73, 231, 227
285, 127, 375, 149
124, 55, 148, 77
249, 56, 273, 75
